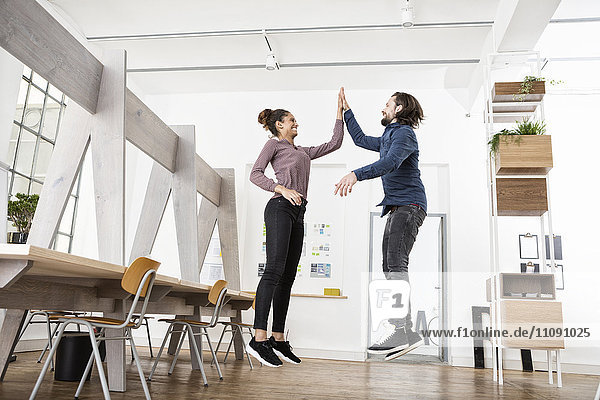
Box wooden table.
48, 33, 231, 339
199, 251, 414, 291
0, 244, 253, 392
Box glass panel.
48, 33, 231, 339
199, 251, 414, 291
48, 84, 63, 101
59, 196, 75, 233
54, 233, 70, 253
30, 180, 43, 195
10, 174, 30, 197
33, 138, 53, 182
22, 65, 32, 80
15, 79, 29, 123
54, 105, 65, 143
24, 87, 45, 132
31, 72, 48, 90
7, 124, 20, 167
14, 129, 37, 176
41, 97, 61, 140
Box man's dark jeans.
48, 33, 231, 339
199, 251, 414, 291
254, 197, 306, 332
383, 205, 426, 331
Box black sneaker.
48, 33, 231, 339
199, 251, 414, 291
367, 325, 408, 354
269, 336, 301, 364
246, 337, 283, 368
385, 329, 424, 360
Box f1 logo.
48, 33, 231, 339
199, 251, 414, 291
369, 280, 410, 328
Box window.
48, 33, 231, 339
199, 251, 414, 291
8, 66, 81, 253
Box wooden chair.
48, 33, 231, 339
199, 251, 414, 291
148, 280, 228, 386
17, 310, 83, 370
29, 256, 161, 400
214, 297, 255, 369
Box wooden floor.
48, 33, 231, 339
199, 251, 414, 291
1, 349, 597, 399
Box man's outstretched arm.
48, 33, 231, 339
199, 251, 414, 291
344, 109, 381, 152
339, 89, 380, 152
334, 127, 416, 196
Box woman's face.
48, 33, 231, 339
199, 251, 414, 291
277, 113, 298, 138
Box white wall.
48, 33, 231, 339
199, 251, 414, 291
126, 72, 599, 373
133, 86, 492, 362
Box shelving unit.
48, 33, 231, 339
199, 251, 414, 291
483, 51, 563, 387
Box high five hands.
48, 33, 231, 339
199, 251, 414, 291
334, 87, 357, 197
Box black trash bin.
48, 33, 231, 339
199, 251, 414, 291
54, 332, 106, 382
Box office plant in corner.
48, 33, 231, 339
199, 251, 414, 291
7, 193, 39, 243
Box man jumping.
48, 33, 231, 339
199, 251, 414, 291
334, 88, 427, 361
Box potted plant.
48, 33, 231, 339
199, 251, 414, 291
7, 193, 39, 244
489, 119, 553, 175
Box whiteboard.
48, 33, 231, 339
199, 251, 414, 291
242, 163, 347, 295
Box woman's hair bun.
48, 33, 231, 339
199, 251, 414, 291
258, 109, 273, 130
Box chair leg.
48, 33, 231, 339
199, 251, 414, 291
75, 344, 96, 399
203, 328, 223, 380
223, 326, 237, 364
87, 325, 111, 400
29, 322, 69, 400
128, 328, 151, 400
242, 328, 253, 370
148, 325, 173, 381
169, 325, 186, 375
38, 323, 60, 364
213, 325, 228, 365
145, 319, 154, 358
18, 311, 34, 341
186, 325, 208, 387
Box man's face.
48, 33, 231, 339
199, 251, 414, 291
381, 96, 402, 127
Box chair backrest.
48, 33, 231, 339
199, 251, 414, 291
121, 257, 161, 297
207, 280, 228, 327
121, 257, 161, 329
208, 280, 228, 305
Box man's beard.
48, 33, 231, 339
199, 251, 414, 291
381, 115, 393, 126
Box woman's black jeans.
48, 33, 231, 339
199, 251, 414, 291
253, 197, 306, 332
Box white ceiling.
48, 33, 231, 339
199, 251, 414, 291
45, 0, 599, 97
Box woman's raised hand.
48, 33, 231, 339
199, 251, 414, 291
340, 87, 349, 111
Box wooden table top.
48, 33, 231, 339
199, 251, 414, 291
0, 244, 253, 301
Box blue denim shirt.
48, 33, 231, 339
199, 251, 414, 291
344, 109, 427, 216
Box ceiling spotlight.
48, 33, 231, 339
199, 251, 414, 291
401, 0, 414, 28
266, 51, 278, 71
263, 29, 280, 71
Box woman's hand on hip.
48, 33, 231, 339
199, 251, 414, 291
275, 185, 303, 205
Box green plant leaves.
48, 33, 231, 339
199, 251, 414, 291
7, 193, 39, 234
488, 120, 546, 156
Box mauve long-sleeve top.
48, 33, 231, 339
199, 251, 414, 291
250, 119, 344, 200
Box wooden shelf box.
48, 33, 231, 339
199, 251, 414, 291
492, 81, 546, 103
495, 178, 548, 216
495, 135, 553, 175
500, 300, 564, 349
490, 81, 545, 123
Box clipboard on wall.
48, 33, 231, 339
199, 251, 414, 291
519, 233, 539, 259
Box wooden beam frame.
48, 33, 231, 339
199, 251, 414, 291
125, 90, 179, 173
0, 0, 102, 114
